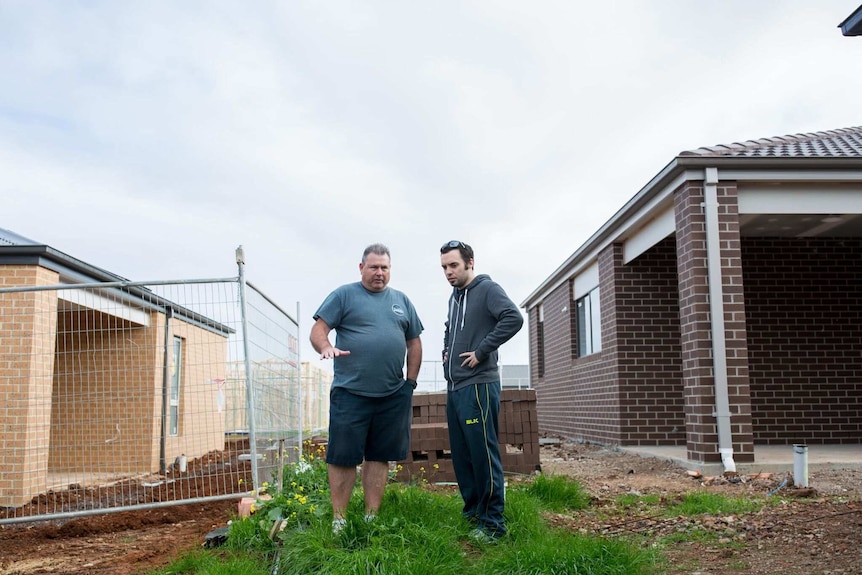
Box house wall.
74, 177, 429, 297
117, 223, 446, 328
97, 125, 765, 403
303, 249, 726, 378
51, 308, 159, 472
528, 181, 859, 460
154, 316, 227, 468
50, 307, 227, 476
530, 238, 687, 447
742, 237, 862, 444
615, 237, 686, 445
529, 276, 624, 443
0, 265, 59, 507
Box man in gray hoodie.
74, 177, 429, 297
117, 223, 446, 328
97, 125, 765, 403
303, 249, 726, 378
440, 240, 523, 543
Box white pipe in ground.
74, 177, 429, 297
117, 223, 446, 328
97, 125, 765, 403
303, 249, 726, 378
793, 444, 808, 487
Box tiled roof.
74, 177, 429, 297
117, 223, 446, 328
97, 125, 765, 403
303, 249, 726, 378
680, 126, 862, 158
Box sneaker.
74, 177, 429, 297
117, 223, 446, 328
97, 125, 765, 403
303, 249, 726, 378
463, 514, 479, 526
468, 527, 499, 545
363, 513, 377, 523
332, 518, 347, 534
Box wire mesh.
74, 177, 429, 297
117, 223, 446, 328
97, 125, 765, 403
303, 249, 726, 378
0, 276, 307, 524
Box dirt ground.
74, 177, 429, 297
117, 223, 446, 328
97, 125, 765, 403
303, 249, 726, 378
1, 438, 860, 575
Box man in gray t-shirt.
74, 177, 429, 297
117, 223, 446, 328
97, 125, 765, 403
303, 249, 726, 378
310, 243, 423, 534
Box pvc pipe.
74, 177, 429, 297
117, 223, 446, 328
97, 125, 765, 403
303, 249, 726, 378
704, 167, 736, 473
793, 444, 809, 487
719, 448, 737, 473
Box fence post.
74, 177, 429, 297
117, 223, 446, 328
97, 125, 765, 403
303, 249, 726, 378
236, 246, 260, 491
159, 307, 173, 474
297, 301, 303, 454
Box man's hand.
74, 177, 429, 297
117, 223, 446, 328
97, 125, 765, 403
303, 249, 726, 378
320, 346, 351, 360
459, 351, 479, 368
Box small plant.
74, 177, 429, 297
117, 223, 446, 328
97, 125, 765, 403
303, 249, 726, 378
227, 440, 330, 550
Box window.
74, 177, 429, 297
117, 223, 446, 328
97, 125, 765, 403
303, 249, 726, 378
576, 287, 601, 357
169, 336, 183, 436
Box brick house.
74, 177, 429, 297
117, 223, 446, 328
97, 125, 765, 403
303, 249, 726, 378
521, 126, 862, 470
0, 229, 231, 507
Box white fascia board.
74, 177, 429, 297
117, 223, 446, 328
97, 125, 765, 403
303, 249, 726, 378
738, 183, 862, 214
522, 169, 697, 309
623, 206, 675, 264
572, 262, 599, 300
58, 288, 150, 326
720, 169, 862, 182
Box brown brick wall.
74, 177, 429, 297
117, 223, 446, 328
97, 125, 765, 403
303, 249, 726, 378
615, 238, 686, 445
742, 237, 862, 444
675, 182, 753, 463
529, 276, 624, 443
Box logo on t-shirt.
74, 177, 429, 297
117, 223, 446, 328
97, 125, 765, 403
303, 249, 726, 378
392, 304, 405, 316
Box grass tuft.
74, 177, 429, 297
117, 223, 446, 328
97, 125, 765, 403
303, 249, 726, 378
517, 473, 591, 512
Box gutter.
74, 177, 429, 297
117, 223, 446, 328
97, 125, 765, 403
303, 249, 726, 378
703, 167, 735, 474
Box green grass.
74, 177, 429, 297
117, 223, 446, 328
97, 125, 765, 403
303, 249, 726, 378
517, 473, 591, 512
615, 493, 661, 508
666, 491, 763, 517
149, 455, 774, 575
151, 479, 656, 575
148, 549, 270, 574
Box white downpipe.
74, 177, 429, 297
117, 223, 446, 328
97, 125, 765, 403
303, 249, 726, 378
704, 167, 736, 474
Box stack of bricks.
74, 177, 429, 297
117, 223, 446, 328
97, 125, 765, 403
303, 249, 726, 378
395, 389, 539, 483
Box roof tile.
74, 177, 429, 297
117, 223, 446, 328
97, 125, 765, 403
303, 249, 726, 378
680, 126, 862, 158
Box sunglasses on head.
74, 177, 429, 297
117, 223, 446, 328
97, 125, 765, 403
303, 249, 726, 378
441, 240, 467, 253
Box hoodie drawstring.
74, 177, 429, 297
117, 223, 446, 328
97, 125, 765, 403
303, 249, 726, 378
460, 289, 468, 329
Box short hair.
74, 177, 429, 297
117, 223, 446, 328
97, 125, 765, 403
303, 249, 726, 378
362, 243, 391, 263
440, 240, 474, 263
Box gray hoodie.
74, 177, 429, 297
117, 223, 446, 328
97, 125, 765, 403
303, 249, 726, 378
443, 274, 524, 391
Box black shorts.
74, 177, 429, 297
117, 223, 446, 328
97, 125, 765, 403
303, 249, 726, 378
326, 383, 413, 467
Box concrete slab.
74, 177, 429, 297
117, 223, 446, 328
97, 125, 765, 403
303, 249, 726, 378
620, 444, 862, 476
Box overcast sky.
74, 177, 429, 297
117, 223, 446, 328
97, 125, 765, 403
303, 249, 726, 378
2, 1, 861, 378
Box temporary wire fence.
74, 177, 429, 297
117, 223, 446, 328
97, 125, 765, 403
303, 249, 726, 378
0, 250, 313, 525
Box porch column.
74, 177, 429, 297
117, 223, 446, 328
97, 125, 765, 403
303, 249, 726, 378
674, 179, 754, 465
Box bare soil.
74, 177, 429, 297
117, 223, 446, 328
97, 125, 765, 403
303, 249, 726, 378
1, 438, 859, 575
538, 438, 862, 575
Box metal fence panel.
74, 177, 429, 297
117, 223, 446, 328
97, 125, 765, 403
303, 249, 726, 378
0, 272, 305, 525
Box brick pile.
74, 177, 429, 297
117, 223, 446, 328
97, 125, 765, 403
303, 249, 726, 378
396, 389, 539, 483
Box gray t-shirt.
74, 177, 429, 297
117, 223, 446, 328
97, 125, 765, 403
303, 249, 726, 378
313, 282, 423, 397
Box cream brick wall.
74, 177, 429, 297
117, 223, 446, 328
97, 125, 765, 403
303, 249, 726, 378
0, 265, 59, 507
2, 265, 230, 508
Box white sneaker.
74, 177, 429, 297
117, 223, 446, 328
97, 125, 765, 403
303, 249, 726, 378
363, 513, 377, 523
332, 518, 346, 534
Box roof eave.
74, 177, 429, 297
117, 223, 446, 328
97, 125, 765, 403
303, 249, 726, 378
0, 245, 131, 284
838, 4, 862, 36
521, 155, 862, 309
521, 156, 684, 308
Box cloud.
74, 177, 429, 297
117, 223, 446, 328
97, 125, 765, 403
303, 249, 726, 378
2, 0, 861, 373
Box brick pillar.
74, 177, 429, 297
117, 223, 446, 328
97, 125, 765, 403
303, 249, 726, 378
674, 181, 754, 464
0, 265, 59, 507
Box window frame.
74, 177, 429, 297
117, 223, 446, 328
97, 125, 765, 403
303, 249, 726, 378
575, 287, 602, 357
169, 335, 183, 437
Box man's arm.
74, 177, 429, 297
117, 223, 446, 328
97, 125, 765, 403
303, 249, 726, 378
474, 284, 524, 361
310, 318, 350, 360
405, 336, 422, 381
